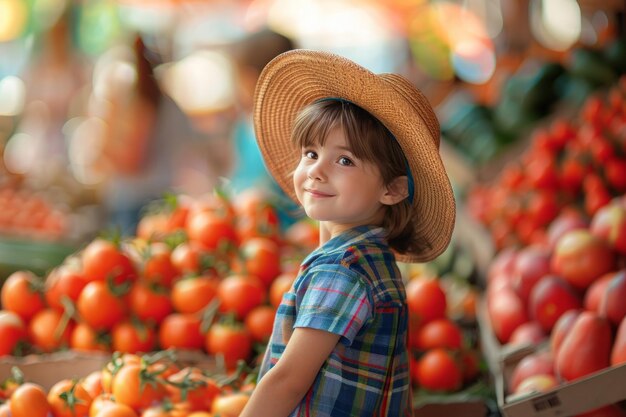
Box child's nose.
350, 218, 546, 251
307, 159, 326, 181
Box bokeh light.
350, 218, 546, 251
408, 1, 496, 84
0, 0, 28, 41
158, 50, 236, 115
0, 76, 26, 116
530, 0, 581, 51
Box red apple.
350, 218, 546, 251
547, 209, 588, 250
508, 321, 547, 347
598, 270, 626, 326
513, 245, 552, 304
550, 309, 582, 356
509, 350, 555, 393
514, 373, 559, 395
551, 230, 616, 290
487, 288, 529, 344
529, 275, 582, 332
584, 272, 616, 313
488, 247, 518, 283
590, 203, 626, 255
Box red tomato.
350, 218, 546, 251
128, 282, 172, 324
165, 367, 221, 412
405, 278, 446, 325
234, 237, 282, 288
136, 213, 169, 242
604, 157, 626, 192
45, 266, 88, 312
210, 393, 250, 417
112, 363, 166, 412
186, 210, 238, 253
141, 242, 179, 288
170, 242, 203, 275
28, 308, 74, 352
9, 383, 51, 417
77, 281, 128, 331
284, 219, 319, 251
232, 189, 281, 243
0, 270, 45, 321
415, 348, 463, 392
81, 239, 137, 284
93, 402, 138, 417
70, 322, 110, 352
0, 310, 26, 356
416, 318, 463, 350
217, 274, 266, 320
244, 305, 276, 343
171, 275, 219, 315
47, 378, 93, 417
158, 313, 204, 350
269, 271, 297, 308
81, 370, 104, 400
111, 320, 156, 354
206, 322, 253, 370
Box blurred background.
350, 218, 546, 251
0, 0, 624, 258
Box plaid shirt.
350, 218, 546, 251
258, 225, 413, 416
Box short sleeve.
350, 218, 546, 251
294, 264, 372, 346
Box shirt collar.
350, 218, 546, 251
321, 225, 387, 252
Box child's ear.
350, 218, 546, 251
380, 176, 409, 206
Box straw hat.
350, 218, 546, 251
253, 49, 455, 263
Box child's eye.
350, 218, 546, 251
338, 157, 354, 166
304, 150, 317, 159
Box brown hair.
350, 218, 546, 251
292, 99, 428, 254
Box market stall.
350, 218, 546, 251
1, 0, 626, 416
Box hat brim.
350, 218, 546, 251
253, 49, 455, 263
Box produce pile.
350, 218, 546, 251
468, 76, 626, 251
0, 351, 254, 417
442, 39, 626, 166
0, 189, 318, 365
470, 72, 626, 413
405, 272, 485, 394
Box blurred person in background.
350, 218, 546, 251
84, 35, 210, 235
226, 27, 304, 229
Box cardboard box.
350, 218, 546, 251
0, 349, 219, 391
497, 351, 626, 417
478, 299, 626, 417
0, 351, 110, 390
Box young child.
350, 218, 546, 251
240, 50, 456, 417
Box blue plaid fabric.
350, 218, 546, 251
258, 225, 413, 416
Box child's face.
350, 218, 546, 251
293, 126, 389, 238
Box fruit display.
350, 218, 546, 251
468, 67, 626, 415
398, 244, 496, 413
468, 75, 626, 251
0, 351, 254, 417
0, 189, 318, 368
442, 38, 626, 167
0, 171, 104, 280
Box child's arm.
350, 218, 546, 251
240, 327, 341, 417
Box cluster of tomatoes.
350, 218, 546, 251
0, 351, 254, 417
0, 178, 69, 242
468, 75, 626, 251
0, 189, 319, 370
404, 275, 482, 393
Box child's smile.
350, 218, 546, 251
293, 126, 388, 238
